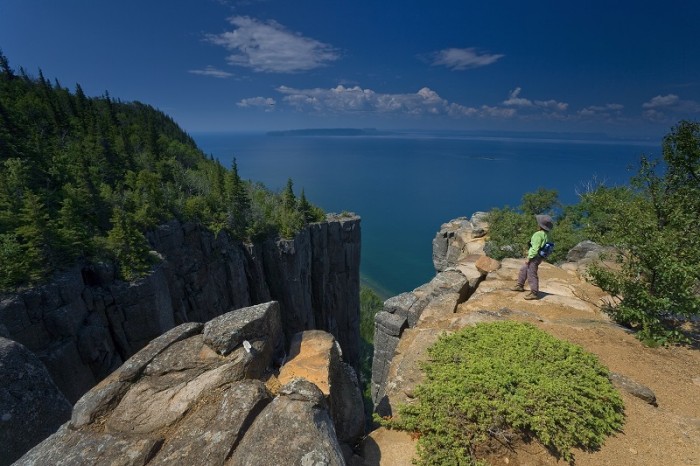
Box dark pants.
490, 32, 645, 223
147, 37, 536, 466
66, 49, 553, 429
517, 256, 543, 293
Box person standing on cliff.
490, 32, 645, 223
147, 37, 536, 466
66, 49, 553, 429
511, 214, 553, 300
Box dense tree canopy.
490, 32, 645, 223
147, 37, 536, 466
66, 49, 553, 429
0, 51, 324, 291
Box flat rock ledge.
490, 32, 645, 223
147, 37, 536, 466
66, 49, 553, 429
14, 301, 364, 466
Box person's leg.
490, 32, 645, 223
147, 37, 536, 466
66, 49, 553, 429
527, 257, 541, 292
512, 261, 528, 291
524, 257, 542, 299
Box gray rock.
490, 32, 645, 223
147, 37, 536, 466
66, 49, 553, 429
566, 240, 616, 262
13, 424, 163, 466
228, 379, 345, 466
37, 338, 96, 404
610, 372, 657, 405
262, 233, 315, 341
71, 378, 130, 429
1, 214, 362, 453
106, 352, 248, 435
371, 309, 409, 406
373, 278, 467, 407
0, 337, 71, 466
148, 380, 270, 465
470, 211, 489, 238
111, 267, 176, 352
117, 322, 204, 382
203, 302, 283, 361
432, 216, 485, 272
332, 362, 366, 445
375, 311, 408, 337
16, 301, 362, 466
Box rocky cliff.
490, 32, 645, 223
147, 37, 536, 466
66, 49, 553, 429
13, 301, 366, 466
0, 214, 360, 405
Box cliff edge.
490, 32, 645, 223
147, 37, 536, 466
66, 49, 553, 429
0, 214, 361, 405
366, 215, 700, 466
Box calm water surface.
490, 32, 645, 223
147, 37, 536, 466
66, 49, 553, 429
193, 132, 659, 298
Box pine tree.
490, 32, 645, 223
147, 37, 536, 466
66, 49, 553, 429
282, 178, 296, 211
298, 189, 315, 223
106, 208, 153, 281
15, 192, 51, 281
226, 158, 251, 238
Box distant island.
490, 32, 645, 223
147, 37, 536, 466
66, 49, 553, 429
267, 128, 383, 137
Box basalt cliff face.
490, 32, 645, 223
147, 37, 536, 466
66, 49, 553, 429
0, 214, 361, 464
0, 214, 360, 406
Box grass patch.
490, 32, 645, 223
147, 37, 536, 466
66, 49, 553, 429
377, 321, 625, 465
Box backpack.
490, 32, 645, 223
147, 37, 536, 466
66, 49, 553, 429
538, 241, 555, 258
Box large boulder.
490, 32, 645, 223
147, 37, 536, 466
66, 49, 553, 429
278, 330, 365, 447
228, 379, 345, 466
15, 303, 360, 466
432, 213, 488, 272
0, 337, 71, 466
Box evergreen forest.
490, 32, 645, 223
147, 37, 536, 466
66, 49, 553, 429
0, 51, 324, 291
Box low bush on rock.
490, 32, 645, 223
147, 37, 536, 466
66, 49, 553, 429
378, 321, 625, 465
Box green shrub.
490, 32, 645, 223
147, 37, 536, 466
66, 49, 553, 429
585, 121, 700, 345
378, 322, 624, 465
485, 187, 581, 263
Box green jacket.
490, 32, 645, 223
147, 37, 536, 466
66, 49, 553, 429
527, 230, 549, 259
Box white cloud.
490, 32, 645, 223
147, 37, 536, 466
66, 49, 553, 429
641, 94, 700, 121
642, 94, 679, 109
278, 85, 432, 115
237, 97, 276, 110
503, 88, 567, 112
271, 84, 514, 119
188, 66, 233, 79
578, 103, 624, 117
430, 47, 504, 70
535, 99, 569, 111
207, 16, 339, 73
503, 87, 532, 107
479, 105, 517, 118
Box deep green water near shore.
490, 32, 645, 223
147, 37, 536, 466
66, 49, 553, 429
194, 131, 658, 299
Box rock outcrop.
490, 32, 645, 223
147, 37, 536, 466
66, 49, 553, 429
15, 301, 364, 466
0, 338, 72, 466
367, 218, 700, 466
372, 214, 489, 414
0, 214, 360, 404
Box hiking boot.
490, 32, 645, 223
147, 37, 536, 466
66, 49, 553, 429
510, 284, 525, 292
524, 291, 538, 300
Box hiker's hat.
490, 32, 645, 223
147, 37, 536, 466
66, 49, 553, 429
536, 214, 553, 231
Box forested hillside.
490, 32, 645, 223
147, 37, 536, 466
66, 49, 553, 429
0, 51, 323, 290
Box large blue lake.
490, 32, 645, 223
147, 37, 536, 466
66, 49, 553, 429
192, 131, 659, 299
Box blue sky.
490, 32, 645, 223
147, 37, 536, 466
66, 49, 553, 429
1, 0, 699, 138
